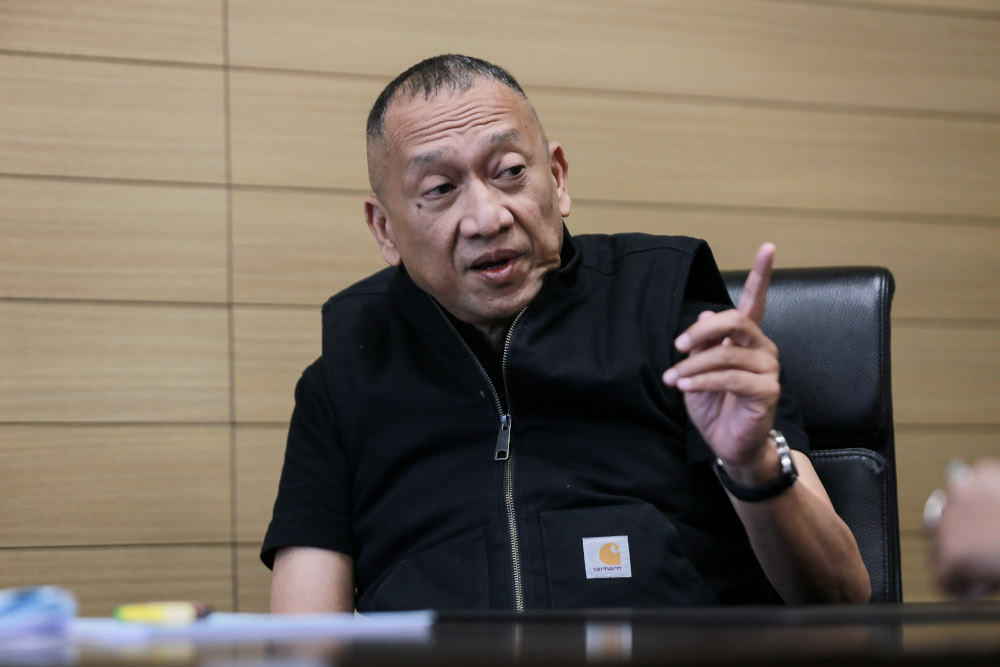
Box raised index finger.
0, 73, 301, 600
737, 243, 775, 325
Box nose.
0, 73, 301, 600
458, 180, 514, 238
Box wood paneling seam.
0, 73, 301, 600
766, 0, 1000, 22
4, 49, 998, 124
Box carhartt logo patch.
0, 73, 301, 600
582, 536, 631, 579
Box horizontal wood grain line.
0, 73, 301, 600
891, 317, 1000, 329
4, 172, 998, 227
3, 49, 999, 124
0, 48, 225, 71
0, 541, 231, 552
776, 0, 1000, 21
4, 300, 999, 329
895, 423, 1000, 432
531, 83, 1000, 124
1, 420, 995, 429
0, 171, 229, 190
0, 421, 284, 427
572, 199, 1000, 229
0, 296, 229, 308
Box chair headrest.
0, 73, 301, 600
722, 267, 895, 449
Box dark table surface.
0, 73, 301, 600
36, 602, 1000, 666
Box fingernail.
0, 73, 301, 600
675, 334, 691, 351
663, 369, 677, 385
924, 488, 946, 531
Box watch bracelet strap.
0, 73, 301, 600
714, 429, 798, 502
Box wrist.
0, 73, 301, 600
718, 433, 781, 486
715, 430, 798, 503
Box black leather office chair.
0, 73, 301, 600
722, 267, 902, 603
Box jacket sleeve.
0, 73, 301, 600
260, 358, 355, 569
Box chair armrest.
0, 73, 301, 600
810, 448, 901, 603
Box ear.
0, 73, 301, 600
548, 141, 572, 218
364, 195, 402, 266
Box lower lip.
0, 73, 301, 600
474, 257, 518, 284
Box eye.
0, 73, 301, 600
424, 182, 455, 197
502, 164, 525, 178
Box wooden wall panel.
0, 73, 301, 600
895, 426, 1000, 533
231, 192, 1000, 320
233, 192, 1000, 321
226, 72, 1000, 217
865, 1, 1000, 14
900, 533, 947, 603
571, 204, 1000, 322
228, 71, 378, 188
531, 89, 1000, 217
0, 425, 230, 547
0, 55, 225, 182
0, 178, 228, 302
232, 189, 384, 305
0, 546, 233, 616
236, 544, 271, 613
227, 0, 1000, 114
235, 425, 286, 543
232, 306, 319, 423
0, 0, 224, 64
0, 302, 230, 422
893, 322, 1000, 425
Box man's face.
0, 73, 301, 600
365, 81, 571, 335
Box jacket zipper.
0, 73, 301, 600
431, 298, 530, 612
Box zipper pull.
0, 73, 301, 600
494, 414, 512, 461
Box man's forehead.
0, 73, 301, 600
382, 81, 536, 153
406, 129, 526, 170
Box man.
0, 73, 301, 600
928, 459, 1000, 599
262, 55, 870, 612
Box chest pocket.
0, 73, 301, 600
357, 527, 490, 612
539, 503, 718, 607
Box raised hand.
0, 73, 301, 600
662, 243, 780, 469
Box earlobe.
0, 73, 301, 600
549, 142, 572, 218
364, 196, 401, 266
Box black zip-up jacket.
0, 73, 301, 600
261, 231, 809, 610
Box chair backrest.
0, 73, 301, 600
722, 267, 902, 603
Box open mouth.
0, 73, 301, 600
471, 258, 511, 271
468, 253, 518, 283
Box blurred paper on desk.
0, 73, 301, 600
70, 610, 434, 646
0, 587, 76, 641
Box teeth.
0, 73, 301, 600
477, 259, 507, 270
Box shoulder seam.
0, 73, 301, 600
578, 241, 699, 277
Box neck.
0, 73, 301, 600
475, 320, 510, 352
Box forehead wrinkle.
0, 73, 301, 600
405, 109, 508, 147
386, 90, 518, 145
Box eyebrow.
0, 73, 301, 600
485, 129, 520, 148
410, 147, 450, 172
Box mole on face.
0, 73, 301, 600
416, 203, 422, 209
